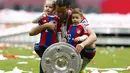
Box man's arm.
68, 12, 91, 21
29, 22, 55, 36
75, 26, 97, 54
80, 27, 97, 48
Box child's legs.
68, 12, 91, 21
34, 44, 46, 58
80, 48, 96, 70
34, 44, 46, 73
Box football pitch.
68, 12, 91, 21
0, 46, 130, 73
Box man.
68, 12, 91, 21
55, 0, 97, 73
29, 0, 97, 73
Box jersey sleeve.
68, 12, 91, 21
38, 15, 47, 25
79, 24, 89, 36
80, 15, 89, 26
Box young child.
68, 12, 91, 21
29, 0, 61, 73
67, 8, 88, 47
67, 8, 96, 73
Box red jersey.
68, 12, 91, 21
67, 24, 89, 47
38, 15, 61, 48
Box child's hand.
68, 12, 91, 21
74, 37, 79, 42
75, 43, 84, 54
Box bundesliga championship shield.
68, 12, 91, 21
41, 42, 82, 73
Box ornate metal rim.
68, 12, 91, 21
41, 42, 82, 73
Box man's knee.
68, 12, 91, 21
81, 48, 96, 60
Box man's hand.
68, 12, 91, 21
46, 20, 57, 31
75, 43, 84, 54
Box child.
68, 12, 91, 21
67, 8, 96, 73
29, 0, 61, 57
29, 0, 61, 73
67, 8, 88, 47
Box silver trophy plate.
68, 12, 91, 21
41, 42, 82, 73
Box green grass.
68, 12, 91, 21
0, 46, 40, 73
0, 46, 130, 73
87, 47, 130, 73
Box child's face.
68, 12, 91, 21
72, 14, 82, 24
44, 1, 54, 15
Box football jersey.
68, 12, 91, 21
67, 24, 89, 47
38, 15, 61, 48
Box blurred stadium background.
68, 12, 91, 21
0, 0, 130, 73
0, 0, 130, 47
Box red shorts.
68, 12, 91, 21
80, 48, 96, 60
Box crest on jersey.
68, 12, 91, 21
43, 20, 47, 23
41, 42, 82, 73
45, 30, 48, 32
77, 29, 81, 34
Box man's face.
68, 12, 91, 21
55, 6, 68, 19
